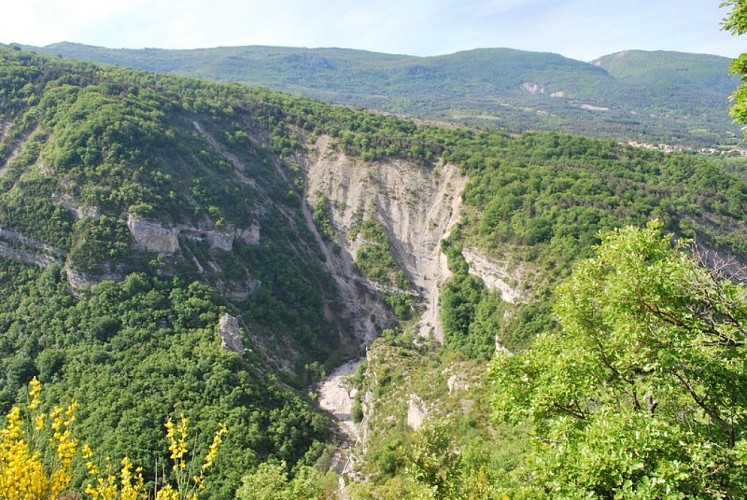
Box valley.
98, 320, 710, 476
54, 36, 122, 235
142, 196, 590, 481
1, 43, 747, 497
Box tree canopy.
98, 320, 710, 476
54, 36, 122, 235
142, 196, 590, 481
723, 0, 747, 128
492, 222, 747, 497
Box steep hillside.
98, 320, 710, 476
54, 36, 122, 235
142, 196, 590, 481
0, 45, 360, 496
26, 42, 743, 147
2, 45, 747, 496
302, 136, 468, 341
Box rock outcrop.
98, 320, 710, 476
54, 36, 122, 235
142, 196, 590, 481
206, 230, 233, 251
127, 214, 180, 254
0, 228, 66, 268
217, 313, 247, 355
127, 213, 260, 255
236, 224, 261, 246
407, 393, 427, 430
65, 267, 123, 291
463, 248, 523, 304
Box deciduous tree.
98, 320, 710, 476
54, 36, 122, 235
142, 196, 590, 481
492, 222, 747, 497
722, 1, 747, 126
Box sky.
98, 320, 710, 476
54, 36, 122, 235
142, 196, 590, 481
1, 0, 744, 62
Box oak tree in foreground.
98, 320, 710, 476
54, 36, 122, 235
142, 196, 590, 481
492, 222, 747, 498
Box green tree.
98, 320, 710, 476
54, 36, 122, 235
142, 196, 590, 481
492, 222, 747, 497
404, 422, 460, 498
722, 1, 747, 127
235, 461, 323, 500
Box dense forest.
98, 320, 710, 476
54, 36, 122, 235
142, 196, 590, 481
1, 43, 747, 497
27, 42, 744, 148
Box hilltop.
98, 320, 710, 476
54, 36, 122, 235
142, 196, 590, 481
26, 42, 743, 148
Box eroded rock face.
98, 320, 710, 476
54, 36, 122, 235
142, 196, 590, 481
0, 121, 9, 142
127, 214, 180, 254
407, 393, 427, 430
303, 136, 469, 344
236, 224, 261, 246
463, 248, 523, 304
217, 313, 246, 355
223, 278, 262, 302
65, 267, 122, 292
206, 230, 234, 251
0, 228, 65, 268
127, 213, 260, 254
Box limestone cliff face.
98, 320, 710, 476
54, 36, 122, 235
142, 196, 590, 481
462, 248, 524, 304
236, 224, 261, 246
126, 213, 260, 254
302, 136, 468, 343
0, 228, 66, 268
0, 124, 468, 352
407, 393, 427, 430
127, 214, 180, 254
65, 267, 123, 291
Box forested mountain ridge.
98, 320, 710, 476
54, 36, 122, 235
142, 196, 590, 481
2, 44, 747, 496
26, 42, 743, 148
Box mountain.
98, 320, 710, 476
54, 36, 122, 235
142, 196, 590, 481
593, 49, 737, 94
26, 42, 743, 147
2, 44, 747, 496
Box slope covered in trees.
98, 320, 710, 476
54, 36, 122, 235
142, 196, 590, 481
2, 44, 747, 496
26, 42, 743, 147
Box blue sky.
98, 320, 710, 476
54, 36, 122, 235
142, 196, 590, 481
2, 0, 744, 61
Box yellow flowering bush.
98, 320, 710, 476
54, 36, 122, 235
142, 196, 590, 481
84, 453, 146, 500
0, 378, 79, 499
160, 413, 229, 499
0, 379, 227, 499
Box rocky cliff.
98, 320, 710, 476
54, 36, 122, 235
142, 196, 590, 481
302, 136, 469, 344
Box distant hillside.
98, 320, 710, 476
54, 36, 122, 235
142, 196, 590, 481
26, 42, 743, 147
592, 49, 737, 94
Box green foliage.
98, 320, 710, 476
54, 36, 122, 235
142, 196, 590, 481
492, 222, 747, 497
452, 131, 747, 350
236, 233, 340, 366
723, 0, 747, 36
235, 461, 325, 500
351, 393, 364, 424
439, 240, 504, 358
68, 215, 131, 273
0, 45, 344, 377
723, 1, 747, 135
440, 274, 496, 359
34, 349, 64, 382
345, 329, 524, 499
352, 218, 415, 315
497, 300, 554, 352
0, 264, 330, 496
403, 422, 461, 498
311, 195, 334, 240
0, 178, 74, 248
3, 44, 747, 497
29, 43, 743, 147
